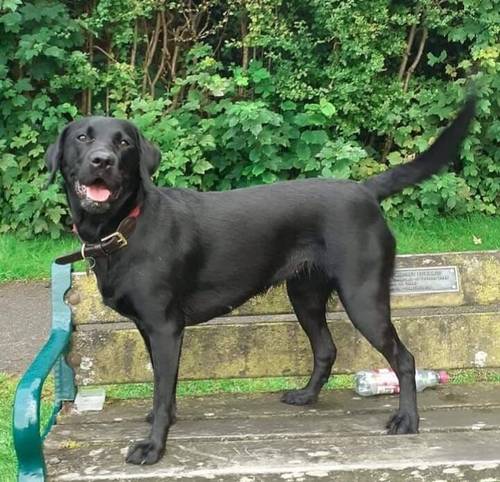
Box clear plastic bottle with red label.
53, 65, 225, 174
354, 368, 449, 396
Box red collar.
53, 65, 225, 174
128, 205, 141, 219
72, 205, 141, 235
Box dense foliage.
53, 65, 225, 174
0, 0, 498, 237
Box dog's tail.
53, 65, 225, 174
363, 97, 475, 202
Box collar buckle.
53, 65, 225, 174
101, 231, 128, 248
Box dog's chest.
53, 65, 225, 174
106, 296, 137, 320
94, 271, 138, 320
102, 290, 138, 320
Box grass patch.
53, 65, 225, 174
1, 214, 499, 283
105, 374, 355, 400
450, 369, 500, 385
104, 369, 499, 401
388, 213, 500, 254
0, 235, 81, 283
0, 374, 17, 482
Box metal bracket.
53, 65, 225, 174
13, 263, 73, 481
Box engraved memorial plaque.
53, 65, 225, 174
391, 266, 459, 295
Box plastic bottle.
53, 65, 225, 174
354, 368, 449, 396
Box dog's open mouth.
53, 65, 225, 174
75, 180, 120, 204
75, 180, 121, 213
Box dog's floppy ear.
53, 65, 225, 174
46, 125, 69, 185
138, 133, 161, 183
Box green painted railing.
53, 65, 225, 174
12, 264, 75, 482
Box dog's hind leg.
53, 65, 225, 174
281, 274, 336, 405
336, 255, 419, 434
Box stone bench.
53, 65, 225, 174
13, 250, 500, 480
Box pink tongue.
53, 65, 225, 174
86, 184, 111, 202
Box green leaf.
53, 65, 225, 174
293, 113, 311, 127
249, 123, 262, 137
262, 172, 277, 184
281, 100, 296, 111
296, 141, 311, 160
319, 99, 336, 117
301, 130, 328, 145
45, 46, 65, 59
304, 158, 319, 172
251, 164, 266, 176
250, 67, 271, 82
249, 149, 261, 162
415, 137, 429, 153
387, 152, 403, 165
427, 50, 447, 67
15, 78, 33, 92
321, 166, 333, 178
192, 159, 213, 174
0, 153, 17, 172
0, 11, 22, 32
1, 0, 22, 12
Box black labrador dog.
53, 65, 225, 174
46, 98, 474, 465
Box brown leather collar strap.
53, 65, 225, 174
55, 207, 140, 265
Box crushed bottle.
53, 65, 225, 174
354, 368, 449, 396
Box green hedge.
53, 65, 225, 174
0, 1, 498, 238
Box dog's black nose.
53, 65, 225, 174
89, 152, 115, 169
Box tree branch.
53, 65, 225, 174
142, 12, 161, 94
130, 19, 138, 67
93, 45, 116, 64
403, 26, 428, 92
382, 14, 428, 162
398, 23, 417, 80
240, 11, 249, 71
150, 10, 169, 96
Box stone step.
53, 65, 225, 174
45, 431, 500, 481
45, 384, 500, 481
68, 306, 500, 384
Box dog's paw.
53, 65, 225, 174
386, 410, 419, 435
280, 389, 318, 406
125, 439, 165, 465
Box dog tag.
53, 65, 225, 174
74, 387, 106, 412
85, 257, 96, 276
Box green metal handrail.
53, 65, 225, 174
13, 263, 75, 482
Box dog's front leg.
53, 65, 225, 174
136, 325, 178, 426
126, 310, 184, 465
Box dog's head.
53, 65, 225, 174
46, 117, 160, 214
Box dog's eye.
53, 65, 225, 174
119, 139, 130, 147
77, 134, 89, 142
